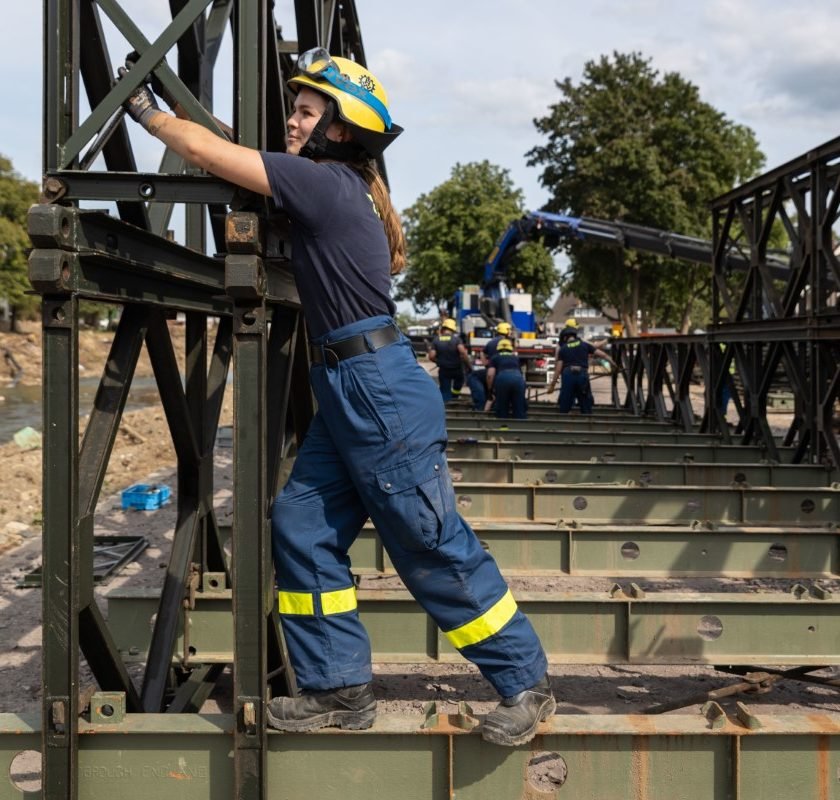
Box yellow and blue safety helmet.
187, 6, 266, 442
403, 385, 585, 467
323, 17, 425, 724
441, 318, 458, 332
289, 48, 403, 159
496, 338, 514, 352
495, 321, 512, 335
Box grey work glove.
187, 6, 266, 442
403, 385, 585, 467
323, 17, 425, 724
125, 51, 178, 109
124, 50, 234, 142
117, 66, 161, 132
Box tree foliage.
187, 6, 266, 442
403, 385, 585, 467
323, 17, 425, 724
527, 52, 765, 333
0, 156, 39, 330
396, 161, 558, 314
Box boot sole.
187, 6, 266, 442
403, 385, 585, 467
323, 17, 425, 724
266, 705, 376, 733
481, 697, 557, 747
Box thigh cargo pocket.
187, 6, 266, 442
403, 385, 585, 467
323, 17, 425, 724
375, 452, 452, 552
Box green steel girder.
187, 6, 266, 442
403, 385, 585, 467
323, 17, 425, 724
444, 481, 839, 525
27, 205, 299, 314
216, 519, 839, 578
3, 711, 840, 800
105, 586, 840, 666
446, 438, 796, 464
445, 406, 654, 419
445, 415, 684, 433
445, 458, 834, 488
41, 171, 242, 205
348, 521, 839, 578
446, 426, 752, 445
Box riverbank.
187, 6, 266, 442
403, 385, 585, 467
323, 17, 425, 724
0, 320, 186, 388
0, 320, 226, 556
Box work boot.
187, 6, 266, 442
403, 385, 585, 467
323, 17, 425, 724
481, 675, 556, 746
266, 684, 376, 732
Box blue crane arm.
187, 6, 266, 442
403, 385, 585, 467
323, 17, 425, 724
481, 210, 789, 288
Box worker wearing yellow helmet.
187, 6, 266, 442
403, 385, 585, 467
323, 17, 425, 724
428, 318, 472, 402
285, 50, 403, 161
121, 46, 550, 747
481, 320, 515, 366
548, 326, 616, 413
487, 338, 527, 419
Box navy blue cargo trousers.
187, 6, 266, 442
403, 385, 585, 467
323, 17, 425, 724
271, 315, 547, 696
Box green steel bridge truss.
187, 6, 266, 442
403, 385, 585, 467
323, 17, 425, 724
4, 0, 840, 797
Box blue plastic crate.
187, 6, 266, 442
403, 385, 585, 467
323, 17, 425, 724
121, 483, 171, 511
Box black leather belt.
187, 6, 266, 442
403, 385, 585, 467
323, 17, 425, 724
310, 324, 400, 366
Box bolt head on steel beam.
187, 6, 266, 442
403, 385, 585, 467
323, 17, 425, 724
40, 176, 68, 203
27, 203, 77, 249
28, 250, 78, 294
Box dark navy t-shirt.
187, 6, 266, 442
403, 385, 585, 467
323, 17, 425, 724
431, 333, 465, 371
490, 353, 522, 373
483, 336, 504, 359
558, 338, 595, 369
260, 152, 396, 338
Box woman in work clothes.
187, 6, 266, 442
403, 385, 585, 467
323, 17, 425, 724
122, 49, 553, 745
487, 338, 527, 418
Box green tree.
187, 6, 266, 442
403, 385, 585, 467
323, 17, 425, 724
527, 52, 764, 334
0, 156, 39, 331
396, 161, 558, 314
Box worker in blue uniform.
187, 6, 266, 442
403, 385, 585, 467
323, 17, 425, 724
428, 318, 472, 402
481, 320, 513, 364
548, 326, 615, 413
465, 365, 489, 411
122, 48, 553, 746
487, 338, 527, 418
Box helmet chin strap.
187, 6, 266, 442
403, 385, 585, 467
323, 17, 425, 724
299, 99, 367, 162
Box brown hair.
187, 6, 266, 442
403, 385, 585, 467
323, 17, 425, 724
349, 160, 406, 275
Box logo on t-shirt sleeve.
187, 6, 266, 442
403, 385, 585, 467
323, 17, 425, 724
366, 193, 382, 220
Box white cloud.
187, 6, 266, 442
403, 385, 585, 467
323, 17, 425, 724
449, 76, 556, 131
4, 0, 840, 206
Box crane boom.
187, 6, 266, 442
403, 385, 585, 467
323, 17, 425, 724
482, 210, 788, 288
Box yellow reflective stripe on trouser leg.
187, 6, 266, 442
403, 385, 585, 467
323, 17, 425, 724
278, 590, 314, 615
444, 589, 518, 650
321, 586, 358, 615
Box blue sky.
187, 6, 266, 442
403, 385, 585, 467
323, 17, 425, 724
3, 1, 840, 228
